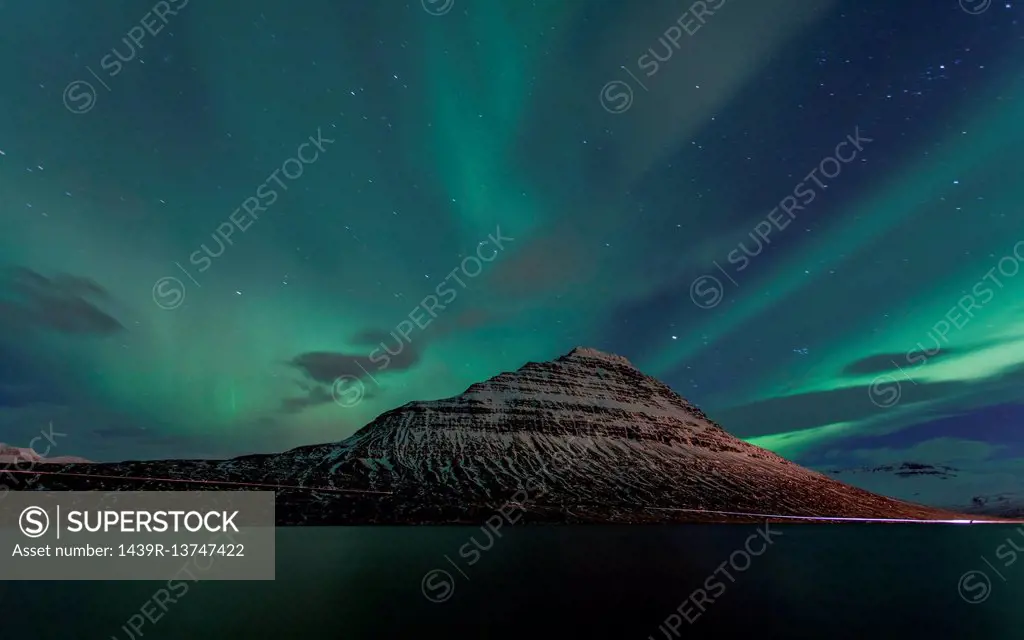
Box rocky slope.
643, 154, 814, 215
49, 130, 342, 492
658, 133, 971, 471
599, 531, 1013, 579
1, 347, 994, 523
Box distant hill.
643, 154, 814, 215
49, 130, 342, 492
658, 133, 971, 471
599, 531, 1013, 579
0, 443, 91, 465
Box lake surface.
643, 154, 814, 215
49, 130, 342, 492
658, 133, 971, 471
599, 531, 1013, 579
4, 525, 1023, 639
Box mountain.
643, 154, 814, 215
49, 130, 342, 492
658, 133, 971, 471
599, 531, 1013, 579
0, 443, 91, 465
819, 461, 1024, 516
1, 347, 997, 523
964, 492, 1024, 518
824, 462, 958, 479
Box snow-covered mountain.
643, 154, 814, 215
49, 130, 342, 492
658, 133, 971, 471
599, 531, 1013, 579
964, 492, 1024, 518
824, 462, 958, 479
821, 462, 1024, 516
0, 443, 90, 465
2, 347, 991, 523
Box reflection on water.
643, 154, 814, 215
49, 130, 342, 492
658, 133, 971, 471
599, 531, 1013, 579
3, 526, 1023, 639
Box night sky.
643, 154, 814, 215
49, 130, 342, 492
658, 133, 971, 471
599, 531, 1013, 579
0, 0, 1021, 504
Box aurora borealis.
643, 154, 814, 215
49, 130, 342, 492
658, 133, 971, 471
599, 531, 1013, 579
0, 0, 1022, 505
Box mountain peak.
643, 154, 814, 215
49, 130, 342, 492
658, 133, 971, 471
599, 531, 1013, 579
561, 346, 635, 367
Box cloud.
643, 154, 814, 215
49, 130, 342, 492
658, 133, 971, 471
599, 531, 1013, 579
290, 329, 424, 385
281, 328, 423, 415
840, 340, 1006, 376
841, 352, 930, 376
289, 351, 371, 384
0, 266, 124, 335
280, 386, 334, 414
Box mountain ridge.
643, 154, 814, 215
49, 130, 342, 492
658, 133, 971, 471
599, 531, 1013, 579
1, 347, 1007, 524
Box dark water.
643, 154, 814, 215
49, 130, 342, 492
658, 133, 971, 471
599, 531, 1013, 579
4, 525, 1023, 639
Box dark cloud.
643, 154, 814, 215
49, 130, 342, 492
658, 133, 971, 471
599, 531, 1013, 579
841, 342, 1003, 376
289, 351, 373, 384
0, 266, 124, 335
280, 386, 334, 414
283, 329, 420, 415
842, 353, 925, 376
290, 329, 423, 385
